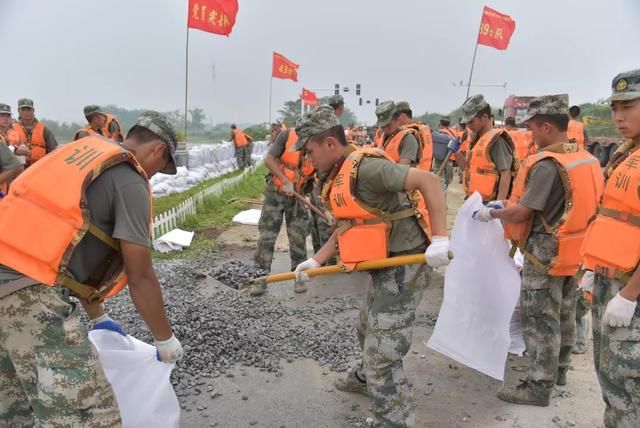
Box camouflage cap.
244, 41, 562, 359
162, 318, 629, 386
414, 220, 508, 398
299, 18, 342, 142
375, 101, 396, 127
460, 94, 489, 123
0, 103, 11, 115
135, 110, 179, 175
292, 105, 341, 151
440, 115, 451, 122
17, 98, 34, 109
327, 94, 344, 107
607, 69, 640, 102
83, 105, 106, 119
520, 94, 569, 123
395, 101, 411, 113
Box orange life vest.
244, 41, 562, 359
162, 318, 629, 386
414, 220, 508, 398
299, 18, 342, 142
233, 129, 249, 147
74, 126, 101, 141
567, 119, 586, 149
404, 122, 434, 172
382, 128, 423, 166
11, 121, 47, 165
460, 130, 471, 154
504, 143, 603, 276
322, 147, 430, 269
507, 129, 535, 163
1, 127, 21, 147
0, 136, 151, 306
102, 113, 125, 142
272, 129, 315, 193
374, 129, 384, 148
581, 144, 640, 282
464, 128, 518, 201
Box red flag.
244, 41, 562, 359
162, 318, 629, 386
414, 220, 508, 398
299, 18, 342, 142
272, 52, 299, 82
187, 0, 239, 37
301, 88, 318, 106
477, 6, 516, 50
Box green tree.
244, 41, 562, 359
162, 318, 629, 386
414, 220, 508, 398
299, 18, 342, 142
188, 108, 206, 132
277, 96, 358, 126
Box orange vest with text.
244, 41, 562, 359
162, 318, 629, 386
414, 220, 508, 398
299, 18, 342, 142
272, 129, 315, 193
323, 148, 431, 269
581, 145, 640, 281
567, 119, 586, 149
504, 143, 603, 276
12, 121, 47, 164
233, 129, 249, 147
464, 128, 518, 201
102, 113, 125, 142
0, 136, 151, 303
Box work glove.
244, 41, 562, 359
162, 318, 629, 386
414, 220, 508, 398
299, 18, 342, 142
91, 314, 127, 337
602, 292, 637, 328
155, 334, 184, 364
281, 181, 295, 196
513, 248, 524, 272
294, 258, 321, 283
579, 271, 595, 293
425, 236, 451, 268
473, 201, 503, 222
447, 138, 462, 153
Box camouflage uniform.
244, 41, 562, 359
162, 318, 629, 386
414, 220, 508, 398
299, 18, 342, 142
0, 284, 121, 427
574, 290, 592, 354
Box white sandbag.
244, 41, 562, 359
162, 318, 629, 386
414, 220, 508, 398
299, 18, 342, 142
426, 192, 521, 380
153, 228, 195, 253
232, 209, 262, 225
88, 330, 180, 428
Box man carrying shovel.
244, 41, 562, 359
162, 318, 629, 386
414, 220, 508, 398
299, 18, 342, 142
291, 107, 450, 428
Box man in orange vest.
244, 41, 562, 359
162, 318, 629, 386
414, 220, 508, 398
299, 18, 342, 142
102, 113, 125, 142
505, 116, 532, 163
0, 111, 184, 426
580, 68, 640, 427
567, 105, 588, 149
395, 101, 433, 171
450, 95, 517, 203
375, 101, 422, 167
0, 104, 24, 194
74, 105, 107, 140
432, 116, 456, 187
230, 124, 253, 169
473, 95, 603, 407
11, 98, 58, 166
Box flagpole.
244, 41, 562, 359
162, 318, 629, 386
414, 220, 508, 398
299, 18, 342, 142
465, 40, 479, 100
184, 27, 190, 143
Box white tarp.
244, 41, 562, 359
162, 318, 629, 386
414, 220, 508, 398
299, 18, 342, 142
153, 228, 195, 253
426, 192, 521, 380
232, 208, 262, 226
89, 330, 180, 428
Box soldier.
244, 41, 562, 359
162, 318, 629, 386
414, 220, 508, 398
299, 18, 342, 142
251, 124, 313, 296
567, 105, 588, 150
11, 98, 58, 167
327, 94, 345, 117
473, 95, 604, 406
102, 113, 126, 142
432, 115, 457, 186
580, 68, 640, 427
292, 107, 450, 428
74, 105, 107, 140
375, 101, 421, 167
0, 111, 184, 426
230, 124, 253, 169
395, 101, 434, 171
0, 104, 24, 193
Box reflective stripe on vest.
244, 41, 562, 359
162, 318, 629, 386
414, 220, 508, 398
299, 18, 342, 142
12, 121, 47, 163
505, 143, 603, 276
567, 120, 585, 150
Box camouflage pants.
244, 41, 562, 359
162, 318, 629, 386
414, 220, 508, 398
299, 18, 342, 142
431, 159, 453, 193
0, 284, 121, 427
355, 263, 432, 428
235, 146, 251, 169
308, 183, 332, 254
592, 276, 640, 428
576, 290, 592, 350
254, 183, 309, 272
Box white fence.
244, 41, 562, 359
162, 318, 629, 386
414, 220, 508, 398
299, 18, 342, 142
152, 164, 260, 240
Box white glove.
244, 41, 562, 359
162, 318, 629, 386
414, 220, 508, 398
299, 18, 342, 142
425, 236, 451, 268
579, 271, 594, 293
513, 248, 524, 272
91, 313, 112, 325
472, 206, 495, 222
155, 334, 184, 364
487, 200, 504, 209
281, 181, 295, 195
602, 292, 637, 328
294, 258, 321, 283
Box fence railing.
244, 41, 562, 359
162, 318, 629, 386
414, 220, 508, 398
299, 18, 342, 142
152, 163, 260, 240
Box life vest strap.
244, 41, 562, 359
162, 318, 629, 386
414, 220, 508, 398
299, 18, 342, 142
88, 223, 120, 251
598, 207, 640, 227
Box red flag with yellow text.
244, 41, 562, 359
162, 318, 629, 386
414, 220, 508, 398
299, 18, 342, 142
477, 6, 515, 50
272, 52, 299, 82
187, 0, 238, 36
301, 88, 318, 106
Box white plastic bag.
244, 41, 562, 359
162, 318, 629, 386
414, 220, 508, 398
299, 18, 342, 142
89, 330, 180, 428
426, 192, 521, 380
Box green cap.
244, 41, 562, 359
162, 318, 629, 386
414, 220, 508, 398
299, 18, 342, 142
375, 101, 396, 127
135, 111, 179, 175
0, 103, 11, 115
292, 105, 341, 151
395, 101, 411, 114
327, 94, 344, 107
17, 98, 34, 109
460, 94, 489, 123
84, 105, 106, 120
607, 69, 640, 102
440, 115, 451, 122
521, 94, 569, 123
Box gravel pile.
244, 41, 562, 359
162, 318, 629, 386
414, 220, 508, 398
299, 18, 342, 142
211, 260, 268, 289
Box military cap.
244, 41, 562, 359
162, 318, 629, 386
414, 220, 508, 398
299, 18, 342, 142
135, 110, 179, 175
17, 98, 34, 109
292, 105, 341, 151
327, 95, 344, 107
0, 103, 11, 115
460, 94, 489, 124
395, 101, 411, 113
83, 105, 106, 120
375, 101, 396, 127
521, 94, 569, 123
440, 115, 451, 122
607, 69, 640, 102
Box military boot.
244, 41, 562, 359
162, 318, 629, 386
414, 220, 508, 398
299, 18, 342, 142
556, 367, 568, 386
335, 367, 368, 396
249, 281, 267, 297
293, 281, 307, 293
497, 380, 550, 407
572, 317, 589, 354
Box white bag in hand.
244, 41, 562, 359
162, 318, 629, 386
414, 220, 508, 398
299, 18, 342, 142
89, 330, 180, 428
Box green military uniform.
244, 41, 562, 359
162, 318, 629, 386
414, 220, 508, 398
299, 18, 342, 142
15, 99, 58, 154
294, 107, 432, 428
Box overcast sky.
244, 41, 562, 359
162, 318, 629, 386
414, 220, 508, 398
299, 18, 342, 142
2, 0, 639, 126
